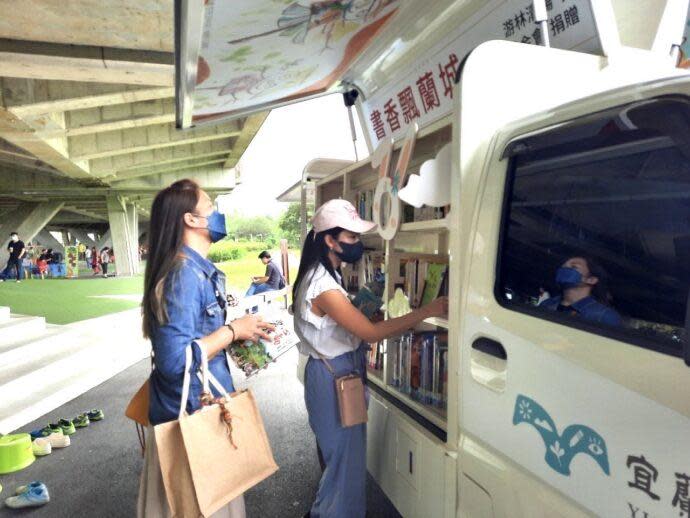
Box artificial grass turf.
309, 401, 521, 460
0, 276, 144, 324
0, 256, 297, 325
215, 255, 298, 294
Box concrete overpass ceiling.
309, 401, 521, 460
0, 2, 269, 242
0, 0, 174, 53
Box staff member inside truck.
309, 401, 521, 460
539, 255, 622, 326
292, 199, 448, 518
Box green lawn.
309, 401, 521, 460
0, 255, 298, 324
216, 255, 298, 294
0, 276, 144, 324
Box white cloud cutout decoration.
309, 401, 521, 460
398, 142, 451, 208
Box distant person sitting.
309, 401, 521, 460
2, 232, 25, 283
245, 251, 285, 297
540, 256, 621, 327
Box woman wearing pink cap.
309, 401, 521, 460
293, 199, 448, 518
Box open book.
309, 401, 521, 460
228, 315, 300, 377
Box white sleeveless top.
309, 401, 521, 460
294, 264, 361, 359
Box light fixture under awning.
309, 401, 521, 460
176, 0, 400, 129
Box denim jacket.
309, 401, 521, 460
148, 245, 235, 426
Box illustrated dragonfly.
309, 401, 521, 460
227, 0, 395, 49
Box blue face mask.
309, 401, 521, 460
195, 211, 227, 243
555, 267, 583, 290
335, 240, 364, 264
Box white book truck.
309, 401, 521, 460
294, 2, 690, 517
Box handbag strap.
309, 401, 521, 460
179, 346, 194, 419
179, 341, 235, 419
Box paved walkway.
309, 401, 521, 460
1, 348, 401, 517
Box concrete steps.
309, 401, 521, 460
0, 305, 10, 324
0, 326, 80, 382
0, 306, 149, 435
0, 315, 47, 344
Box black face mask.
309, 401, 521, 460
335, 240, 364, 264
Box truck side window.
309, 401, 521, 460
497, 97, 690, 358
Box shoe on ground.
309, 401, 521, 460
58, 418, 76, 435
15, 481, 44, 495
73, 413, 90, 428
48, 423, 63, 435
5, 482, 49, 508
30, 425, 56, 440
87, 409, 104, 421
32, 438, 52, 456
46, 432, 70, 448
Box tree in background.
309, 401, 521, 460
278, 203, 302, 247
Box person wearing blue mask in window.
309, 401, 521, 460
540, 256, 622, 327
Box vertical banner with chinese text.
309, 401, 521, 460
362, 0, 601, 144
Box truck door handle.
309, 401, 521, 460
472, 338, 507, 360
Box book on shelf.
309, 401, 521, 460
390, 331, 448, 410
420, 263, 448, 306
402, 204, 450, 224
346, 251, 386, 319
367, 341, 384, 371
344, 251, 384, 293
356, 189, 375, 221
397, 259, 448, 308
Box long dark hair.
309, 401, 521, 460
142, 179, 200, 338
292, 227, 345, 303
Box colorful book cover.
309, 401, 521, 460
352, 286, 383, 319
228, 316, 300, 377
420, 263, 448, 306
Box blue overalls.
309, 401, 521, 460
304, 343, 367, 518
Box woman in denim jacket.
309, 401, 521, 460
137, 179, 274, 518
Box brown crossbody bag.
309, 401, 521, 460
321, 358, 368, 427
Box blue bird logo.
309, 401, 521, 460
512, 395, 610, 477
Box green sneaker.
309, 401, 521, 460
30, 425, 60, 439
73, 414, 90, 428
48, 423, 62, 434
87, 409, 104, 422
58, 418, 76, 436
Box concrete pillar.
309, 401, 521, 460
96, 229, 112, 250
61, 230, 73, 246
35, 230, 65, 252
69, 229, 97, 248
126, 203, 140, 270
0, 201, 64, 265
106, 195, 137, 276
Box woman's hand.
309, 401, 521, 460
422, 296, 448, 318
231, 314, 276, 343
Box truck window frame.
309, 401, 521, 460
493, 96, 689, 360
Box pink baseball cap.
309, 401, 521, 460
312, 199, 377, 234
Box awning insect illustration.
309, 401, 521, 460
227, 0, 395, 50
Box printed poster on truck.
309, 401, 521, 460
361, 0, 602, 144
